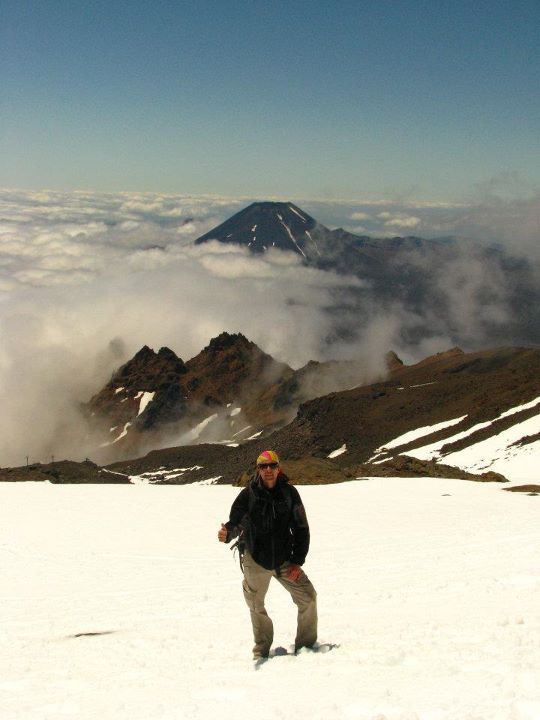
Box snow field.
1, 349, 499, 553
1, 479, 539, 720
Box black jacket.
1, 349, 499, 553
225, 474, 310, 571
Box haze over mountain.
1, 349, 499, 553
196, 201, 540, 350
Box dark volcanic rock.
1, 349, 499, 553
0, 459, 130, 484
86, 332, 294, 459
503, 485, 540, 494
136, 384, 187, 430
115, 346, 187, 388
260, 346, 540, 469
80, 338, 540, 485
385, 351, 404, 372
106, 443, 237, 483
87, 345, 188, 434
182, 332, 291, 407
351, 455, 507, 482
195, 201, 320, 257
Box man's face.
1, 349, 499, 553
258, 462, 279, 489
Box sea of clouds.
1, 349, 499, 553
0, 188, 538, 467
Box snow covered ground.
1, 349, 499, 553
1, 478, 539, 720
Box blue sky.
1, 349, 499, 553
1, 0, 539, 201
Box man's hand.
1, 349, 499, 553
286, 563, 302, 582
217, 523, 228, 543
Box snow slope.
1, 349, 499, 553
372, 398, 540, 482
1, 480, 539, 720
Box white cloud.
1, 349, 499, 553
0, 190, 369, 466
384, 215, 421, 229
345, 225, 369, 235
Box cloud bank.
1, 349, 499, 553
0, 190, 364, 466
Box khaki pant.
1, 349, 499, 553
242, 551, 318, 659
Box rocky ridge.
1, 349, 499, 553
102, 344, 540, 486
3, 343, 538, 487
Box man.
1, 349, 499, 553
218, 449, 318, 661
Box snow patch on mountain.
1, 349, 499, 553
406, 420, 495, 460
328, 444, 347, 458
278, 218, 307, 258
289, 205, 306, 222
499, 395, 540, 418
136, 391, 155, 416
179, 413, 218, 444
440, 413, 540, 479
102, 422, 132, 447
129, 465, 204, 483
405, 397, 540, 479
374, 416, 467, 454
232, 425, 252, 437
360, 394, 540, 482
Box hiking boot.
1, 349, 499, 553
253, 654, 269, 670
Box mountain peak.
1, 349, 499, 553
114, 345, 186, 385
195, 200, 322, 258
205, 332, 252, 353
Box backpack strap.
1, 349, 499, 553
230, 536, 245, 572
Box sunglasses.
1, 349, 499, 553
257, 462, 279, 470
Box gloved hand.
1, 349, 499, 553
286, 563, 302, 582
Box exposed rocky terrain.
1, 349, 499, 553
3, 340, 538, 486
86, 333, 290, 460
0, 459, 130, 484
503, 485, 540, 495
267, 346, 540, 469
102, 345, 539, 485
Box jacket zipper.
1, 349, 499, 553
271, 499, 276, 572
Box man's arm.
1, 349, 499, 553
217, 486, 250, 543
289, 486, 310, 565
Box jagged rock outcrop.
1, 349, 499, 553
86, 345, 189, 445
86, 331, 387, 461
86, 333, 295, 459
